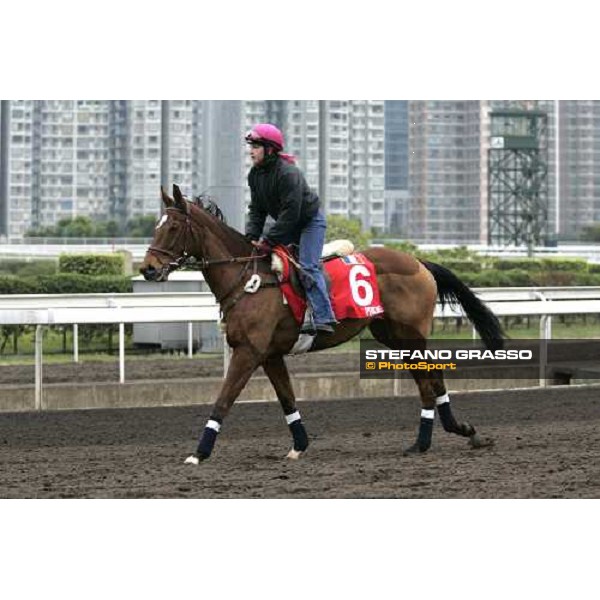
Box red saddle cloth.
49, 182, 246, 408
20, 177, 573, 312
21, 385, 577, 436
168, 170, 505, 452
272, 247, 385, 324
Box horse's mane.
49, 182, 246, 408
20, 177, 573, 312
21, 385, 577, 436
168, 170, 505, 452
192, 194, 225, 222
187, 194, 251, 254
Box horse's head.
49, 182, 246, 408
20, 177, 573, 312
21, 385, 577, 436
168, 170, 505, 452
140, 184, 194, 282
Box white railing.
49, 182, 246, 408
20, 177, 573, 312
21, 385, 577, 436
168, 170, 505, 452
0, 292, 219, 325
1, 287, 600, 410
0, 292, 220, 410
0, 243, 151, 260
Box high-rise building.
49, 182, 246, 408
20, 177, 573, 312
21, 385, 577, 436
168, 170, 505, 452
407, 101, 482, 244
404, 100, 559, 245
121, 100, 163, 219
0, 100, 35, 239
0, 99, 389, 240
108, 100, 129, 224
163, 100, 194, 195
35, 100, 111, 227
110, 100, 195, 221
557, 100, 600, 237
196, 100, 268, 231
349, 100, 386, 231
279, 100, 385, 231
384, 101, 409, 235
0, 101, 8, 238
283, 100, 322, 197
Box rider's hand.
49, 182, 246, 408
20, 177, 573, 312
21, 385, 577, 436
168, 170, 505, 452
252, 238, 273, 255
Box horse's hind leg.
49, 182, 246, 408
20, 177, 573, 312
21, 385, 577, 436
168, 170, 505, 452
263, 355, 309, 459
370, 319, 492, 454
405, 370, 492, 453
403, 370, 437, 455
434, 375, 494, 449
370, 320, 438, 454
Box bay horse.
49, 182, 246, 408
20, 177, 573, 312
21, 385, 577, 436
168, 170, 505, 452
140, 185, 504, 464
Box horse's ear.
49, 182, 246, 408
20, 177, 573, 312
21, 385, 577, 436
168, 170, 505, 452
161, 186, 174, 208
172, 184, 188, 214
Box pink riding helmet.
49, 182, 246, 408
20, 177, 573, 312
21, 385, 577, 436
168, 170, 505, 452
245, 123, 285, 152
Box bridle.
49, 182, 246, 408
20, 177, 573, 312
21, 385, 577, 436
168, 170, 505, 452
147, 210, 276, 314
147, 214, 195, 279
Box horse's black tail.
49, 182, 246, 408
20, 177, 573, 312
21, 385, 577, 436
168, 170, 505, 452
420, 260, 505, 350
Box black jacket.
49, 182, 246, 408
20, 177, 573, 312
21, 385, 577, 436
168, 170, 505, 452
246, 156, 320, 245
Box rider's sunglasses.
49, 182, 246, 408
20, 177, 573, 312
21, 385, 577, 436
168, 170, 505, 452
248, 142, 263, 149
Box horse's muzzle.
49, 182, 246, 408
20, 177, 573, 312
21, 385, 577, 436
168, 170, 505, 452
140, 266, 168, 282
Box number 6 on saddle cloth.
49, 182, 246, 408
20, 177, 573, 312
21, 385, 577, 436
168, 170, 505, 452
269, 241, 385, 326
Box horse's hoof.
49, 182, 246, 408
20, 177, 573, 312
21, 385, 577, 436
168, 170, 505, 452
469, 433, 494, 449
184, 454, 202, 465
403, 443, 429, 456
286, 448, 303, 460
462, 422, 477, 437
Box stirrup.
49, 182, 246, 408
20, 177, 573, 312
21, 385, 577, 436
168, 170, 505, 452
300, 323, 317, 335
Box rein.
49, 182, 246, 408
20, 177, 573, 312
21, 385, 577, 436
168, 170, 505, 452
148, 211, 275, 316
194, 254, 266, 270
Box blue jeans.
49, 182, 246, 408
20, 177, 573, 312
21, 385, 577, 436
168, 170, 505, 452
299, 211, 336, 324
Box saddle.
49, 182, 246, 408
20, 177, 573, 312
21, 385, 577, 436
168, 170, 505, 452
270, 240, 384, 325
271, 245, 330, 297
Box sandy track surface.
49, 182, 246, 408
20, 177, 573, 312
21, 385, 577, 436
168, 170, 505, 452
1, 385, 599, 498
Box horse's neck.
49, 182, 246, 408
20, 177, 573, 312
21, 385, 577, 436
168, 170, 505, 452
191, 215, 251, 301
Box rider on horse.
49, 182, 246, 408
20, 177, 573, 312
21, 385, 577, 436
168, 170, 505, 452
245, 123, 338, 334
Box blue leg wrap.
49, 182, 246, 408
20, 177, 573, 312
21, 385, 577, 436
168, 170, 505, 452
289, 420, 309, 452
196, 418, 222, 459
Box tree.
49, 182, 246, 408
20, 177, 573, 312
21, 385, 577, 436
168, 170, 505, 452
581, 223, 600, 242
95, 220, 121, 237
26, 213, 158, 239
126, 215, 157, 238
382, 240, 420, 254
26, 225, 58, 237
325, 215, 372, 249
61, 216, 95, 237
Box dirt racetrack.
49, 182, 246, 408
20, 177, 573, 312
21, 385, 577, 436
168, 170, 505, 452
1, 385, 599, 498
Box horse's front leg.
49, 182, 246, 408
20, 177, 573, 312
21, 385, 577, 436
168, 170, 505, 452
262, 355, 309, 460
185, 344, 261, 464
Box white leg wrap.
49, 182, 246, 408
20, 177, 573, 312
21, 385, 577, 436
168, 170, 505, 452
285, 411, 301, 425
206, 419, 221, 432
421, 409, 435, 420
436, 394, 450, 406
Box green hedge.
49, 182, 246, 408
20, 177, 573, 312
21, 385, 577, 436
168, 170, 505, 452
439, 259, 483, 273
0, 275, 41, 294
477, 269, 535, 287
59, 253, 125, 276
384, 240, 419, 254
456, 271, 486, 287
429, 246, 481, 260
530, 271, 578, 286
540, 258, 588, 272
455, 269, 600, 287
589, 263, 600, 274
0, 274, 132, 295
572, 273, 600, 286
492, 258, 544, 272
0, 259, 57, 277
